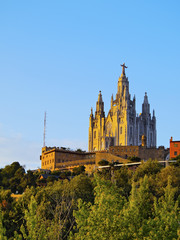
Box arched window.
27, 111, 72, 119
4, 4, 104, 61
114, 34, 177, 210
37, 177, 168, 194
94, 131, 96, 139
120, 127, 122, 134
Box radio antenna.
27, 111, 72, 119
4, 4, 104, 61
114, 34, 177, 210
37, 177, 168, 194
43, 111, 46, 147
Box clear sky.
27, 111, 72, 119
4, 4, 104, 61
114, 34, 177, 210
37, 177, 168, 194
0, 0, 180, 170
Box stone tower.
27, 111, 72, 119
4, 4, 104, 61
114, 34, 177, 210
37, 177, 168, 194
88, 64, 156, 151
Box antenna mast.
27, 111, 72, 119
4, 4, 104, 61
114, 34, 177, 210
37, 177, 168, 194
43, 111, 46, 147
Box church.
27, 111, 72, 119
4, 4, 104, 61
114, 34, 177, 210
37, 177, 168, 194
88, 64, 156, 151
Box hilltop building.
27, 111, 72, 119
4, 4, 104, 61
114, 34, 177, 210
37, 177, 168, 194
40, 146, 96, 172
89, 64, 156, 151
40, 141, 169, 174
170, 137, 180, 159
40, 63, 171, 174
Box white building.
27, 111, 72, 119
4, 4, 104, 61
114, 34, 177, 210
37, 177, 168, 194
88, 63, 156, 151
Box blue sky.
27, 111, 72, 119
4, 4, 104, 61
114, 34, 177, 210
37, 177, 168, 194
0, 0, 180, 170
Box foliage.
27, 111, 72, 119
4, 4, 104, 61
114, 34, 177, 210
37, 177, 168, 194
156, 166, 180, 198
75, 149, 86, 153
114, 166, 132, 198
171, 154, 180, 167
133, 159, 162, 182
0, 208, 7, 240
20, 195, 47, 240
98, 159, 109, 166
0, 162, 37, 194
71, 176, 126, 240
146, 177, 180, 239
0, 161, 180, 239
128, 156, 141, 162
71, 175, 180, 240
72, 166, 85, 175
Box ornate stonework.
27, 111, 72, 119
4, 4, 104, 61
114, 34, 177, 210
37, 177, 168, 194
89, 64, 156, 151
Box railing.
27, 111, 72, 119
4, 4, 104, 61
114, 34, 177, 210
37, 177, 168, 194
98, 160, 177, 169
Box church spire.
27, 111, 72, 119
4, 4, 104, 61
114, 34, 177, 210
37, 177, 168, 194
95, 90, 105, 117
142, 92, 150, 115
117, 63, 129, 99
111, 94, 113, 108
121, 63, 128, 76
90, 107, 93, 116
98, 91, 102, 102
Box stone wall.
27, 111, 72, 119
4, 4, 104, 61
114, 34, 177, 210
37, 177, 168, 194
109, 145, 169, 161
95, 151, 129, 165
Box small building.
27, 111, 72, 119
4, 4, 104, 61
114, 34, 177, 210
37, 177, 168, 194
40, 146, 96, 173
170, 137, 180, 159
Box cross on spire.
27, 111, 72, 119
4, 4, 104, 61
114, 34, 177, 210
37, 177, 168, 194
121, 63, 128, 75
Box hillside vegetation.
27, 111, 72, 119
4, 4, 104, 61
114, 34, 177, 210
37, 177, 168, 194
0, 158, 180, 239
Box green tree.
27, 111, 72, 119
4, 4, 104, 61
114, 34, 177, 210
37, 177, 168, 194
128, 156, 141, 162
71, 176, 126, 240
23, 170, 37, 188
98, 159, 109, 166
69, 174, 94, 203
133, 159, 162, 182
146, 177, 180, 240
0, 208, 7, 240
156, 166, 180, 198
119, 176, 153, 239
114, 166, 132, 198
72, 166, 85, 176
20, 195, 47, 240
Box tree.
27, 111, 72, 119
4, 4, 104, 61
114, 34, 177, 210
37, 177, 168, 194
156, 166, 180, 199
118, 176, 154, 239
128, 156, 141, 162
133, 159, 162, 182
0, 208, 7, 240
146, 177, 180, 240
170, 154, 180, 167
98, 159, 109, 166
69, 174, 94, 203
72, 166, 85, 176
20, 195, 47, 240
71, 176, 126, 240
46, 175, 58, 183
76, 149, 86, 153
25, 171, 37, 188
114, 166, 132, 198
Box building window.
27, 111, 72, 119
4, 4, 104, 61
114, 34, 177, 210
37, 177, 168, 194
130, 127, 132, 138
174, 151, 177, 156
120, 127, 122, 134
94, 131, 96, 138
174, 144, 178, 147
150, 133, 152, 143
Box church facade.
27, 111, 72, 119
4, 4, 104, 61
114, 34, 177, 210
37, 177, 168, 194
88, 64, 156, 151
